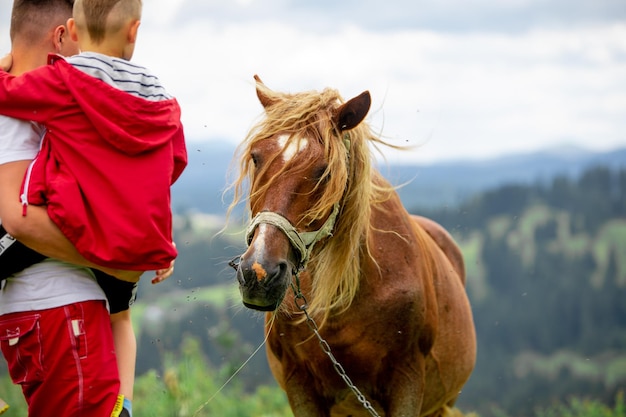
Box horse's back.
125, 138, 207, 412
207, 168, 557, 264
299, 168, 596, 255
412, 215, 466, 286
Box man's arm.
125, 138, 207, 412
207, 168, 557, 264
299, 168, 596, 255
0, 160, 142, 282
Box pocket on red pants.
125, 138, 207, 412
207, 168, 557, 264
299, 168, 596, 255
0, 314, 45, 384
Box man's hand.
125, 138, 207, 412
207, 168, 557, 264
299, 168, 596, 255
0, 53, 12, 72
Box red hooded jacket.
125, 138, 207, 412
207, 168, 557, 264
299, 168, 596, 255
0, 55, 187, 271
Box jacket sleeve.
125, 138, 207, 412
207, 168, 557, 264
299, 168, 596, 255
171, 126, 188, 184
0, 65, 64, 124
169, 100, 187, 184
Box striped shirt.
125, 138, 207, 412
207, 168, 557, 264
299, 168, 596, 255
67, 52, 172, 102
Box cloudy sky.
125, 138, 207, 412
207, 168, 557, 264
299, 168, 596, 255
1, 0, 625, 163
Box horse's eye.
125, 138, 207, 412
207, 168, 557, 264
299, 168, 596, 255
250, 153, 259, 167
313, 165, 329, 183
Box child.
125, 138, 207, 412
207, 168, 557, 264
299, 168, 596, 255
0, 0, 187, 272
0, 1, 185, 416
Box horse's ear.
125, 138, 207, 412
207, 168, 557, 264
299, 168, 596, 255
334, 91, 371, 131
254, 74, 277, 109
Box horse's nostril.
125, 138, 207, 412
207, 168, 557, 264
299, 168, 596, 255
263, 260, 289, 285
277, 260, 289, 275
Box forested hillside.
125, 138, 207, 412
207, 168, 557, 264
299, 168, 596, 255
131, 164, 626, 417
419, 166, 626, 416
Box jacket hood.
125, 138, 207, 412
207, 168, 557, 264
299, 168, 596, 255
53, 56, 183, 156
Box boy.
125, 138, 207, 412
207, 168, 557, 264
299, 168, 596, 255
0, 0, 187, 272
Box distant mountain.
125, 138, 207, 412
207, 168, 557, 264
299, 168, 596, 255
387, 145, 626, 210
172, 141, 626, 213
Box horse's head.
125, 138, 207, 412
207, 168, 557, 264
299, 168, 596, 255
234, 75, 371, 311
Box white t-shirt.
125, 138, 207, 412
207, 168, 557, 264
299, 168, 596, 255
0, 115, 105, 315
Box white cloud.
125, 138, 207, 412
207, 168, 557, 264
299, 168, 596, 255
141, 0, 186, 26
0, 1, 624, 163
128, 20, 626, 162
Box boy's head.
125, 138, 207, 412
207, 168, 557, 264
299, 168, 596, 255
10, 0, 78, 57
69, 0, 142, 60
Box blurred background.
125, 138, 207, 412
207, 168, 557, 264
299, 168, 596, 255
1, 1, 625, 416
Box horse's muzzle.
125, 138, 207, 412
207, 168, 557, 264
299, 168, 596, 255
235, 255, 292, 311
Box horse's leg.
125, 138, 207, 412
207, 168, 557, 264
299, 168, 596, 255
283, 375, 329, 417
266, 323, 329, 416
383, 355, 426, 417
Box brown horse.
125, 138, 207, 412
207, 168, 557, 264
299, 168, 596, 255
228, 76, 476, 417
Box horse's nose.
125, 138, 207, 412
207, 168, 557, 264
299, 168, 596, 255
239, 256, 289, 288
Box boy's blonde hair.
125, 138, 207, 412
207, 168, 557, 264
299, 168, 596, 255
73, 0, 141, 43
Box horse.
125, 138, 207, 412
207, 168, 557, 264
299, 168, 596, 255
228, 75, 476, 417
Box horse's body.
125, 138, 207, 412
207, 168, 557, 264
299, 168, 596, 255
231, 76, 476, 417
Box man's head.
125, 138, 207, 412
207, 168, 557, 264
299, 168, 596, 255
68, 0, 142, 60
10, 0, 78, 60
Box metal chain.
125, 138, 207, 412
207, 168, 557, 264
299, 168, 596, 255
290, 276, 381, 417
230, 260, 381, 415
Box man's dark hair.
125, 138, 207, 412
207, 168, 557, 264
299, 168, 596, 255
10, 0, 75, 42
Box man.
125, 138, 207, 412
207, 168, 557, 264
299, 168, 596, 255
0, 1, 138, 415
0, 1, 178, 415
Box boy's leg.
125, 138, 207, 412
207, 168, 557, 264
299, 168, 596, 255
95, 271, 138, 416
111, 310, 136, 401
0, 301, 120, 416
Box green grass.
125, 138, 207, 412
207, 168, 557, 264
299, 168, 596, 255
0, 377, 26, 416
535, 392, 625, 417
3, 345, 623, 417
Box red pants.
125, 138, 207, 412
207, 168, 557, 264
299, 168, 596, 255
0, 300, 120, 416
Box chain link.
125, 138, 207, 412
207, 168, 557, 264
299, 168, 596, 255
290, 279, 381, 417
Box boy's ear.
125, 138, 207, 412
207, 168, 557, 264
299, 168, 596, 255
128, 20, 141, 44
66, 18, 79, 42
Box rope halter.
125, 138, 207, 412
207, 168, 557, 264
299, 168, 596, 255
245, 202, 340, 272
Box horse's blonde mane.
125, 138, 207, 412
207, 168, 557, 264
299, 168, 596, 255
227, 84, 406, 326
